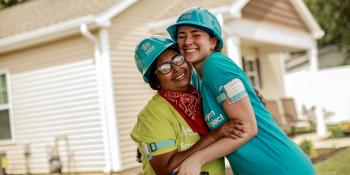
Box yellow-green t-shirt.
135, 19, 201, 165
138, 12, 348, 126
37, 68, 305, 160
131, 93, 225, 175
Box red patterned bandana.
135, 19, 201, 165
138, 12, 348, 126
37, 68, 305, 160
158, 85, 209, 136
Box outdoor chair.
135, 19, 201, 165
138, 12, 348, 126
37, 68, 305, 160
265, 100, 292, 135
280, 97, 314, 134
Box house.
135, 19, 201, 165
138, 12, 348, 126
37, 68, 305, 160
0, 0, 323, 174
286, 45, 348, 73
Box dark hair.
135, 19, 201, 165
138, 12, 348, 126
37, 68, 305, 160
206, 30, 222, 52
136, 148, 142, 163
147, 59, 160, 90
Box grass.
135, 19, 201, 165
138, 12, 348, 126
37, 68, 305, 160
315, 147, 350, 175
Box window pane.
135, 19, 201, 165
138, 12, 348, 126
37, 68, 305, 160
248, 61, 254, 71
0, 110, 11, 140
0, 74, 8, 104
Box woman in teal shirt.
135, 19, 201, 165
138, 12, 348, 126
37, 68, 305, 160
168, 7, 316, 175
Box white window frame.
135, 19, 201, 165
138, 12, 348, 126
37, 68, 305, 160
243, 56, 261, 89
0, 70, 15, 145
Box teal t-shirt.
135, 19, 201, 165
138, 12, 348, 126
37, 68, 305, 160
198, 52, 316, 175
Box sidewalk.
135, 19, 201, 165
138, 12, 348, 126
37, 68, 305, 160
292, 132, 350, 149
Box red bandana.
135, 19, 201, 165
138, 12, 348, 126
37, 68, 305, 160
158, 85, 209, 136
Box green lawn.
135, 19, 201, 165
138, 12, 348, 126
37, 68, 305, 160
315, 147, 350, 175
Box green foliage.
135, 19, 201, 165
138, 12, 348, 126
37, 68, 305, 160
328, 122, 350, 138
328, 124, 346, 138
305, 0, 350, 64
315, 147, 350, 175
299, 139, 313, 155
0, 0, 27, 10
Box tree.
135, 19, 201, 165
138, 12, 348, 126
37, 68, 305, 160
0, 0, 27, 10
304, 0, 350, 64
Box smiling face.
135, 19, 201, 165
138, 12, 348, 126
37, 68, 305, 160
177, 26, 218, 71
155, 49, 191, 92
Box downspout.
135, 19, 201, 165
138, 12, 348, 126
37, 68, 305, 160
80, 23, 121, 173
97, 22, 122, 172
78, 1, 138, 173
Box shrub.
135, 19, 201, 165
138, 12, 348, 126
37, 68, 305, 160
328, 124, 345, 138
299, 139, 313, 156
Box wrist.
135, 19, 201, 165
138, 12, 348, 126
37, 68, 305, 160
210, 129, 221, 140
193, 151, 206, 166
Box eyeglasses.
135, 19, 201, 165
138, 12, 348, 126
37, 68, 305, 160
155, 54, 186, 74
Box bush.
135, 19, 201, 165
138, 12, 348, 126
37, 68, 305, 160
328, 124, 345, 138
340, 122, 350, 135
299, 139, 313, 156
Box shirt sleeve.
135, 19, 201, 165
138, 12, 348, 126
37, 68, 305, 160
202, 53, 248, 105
131, 102, 177, 156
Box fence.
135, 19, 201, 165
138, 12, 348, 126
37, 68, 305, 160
284, 65, 350, 123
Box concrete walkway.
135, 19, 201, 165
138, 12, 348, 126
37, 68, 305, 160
292, 132, 350, 149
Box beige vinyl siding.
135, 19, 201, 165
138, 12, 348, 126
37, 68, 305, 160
259, 52, 287, 100
241, 47, 286, 99
242, 0, 310, 33
109, 1, 160, 169
0, 36, 106, 174
108, 0, 236, 170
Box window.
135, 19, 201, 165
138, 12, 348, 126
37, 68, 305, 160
242, 57, 262, 89
0, 71, 14, 144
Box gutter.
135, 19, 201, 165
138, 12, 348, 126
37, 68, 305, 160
0, 15, 96, 54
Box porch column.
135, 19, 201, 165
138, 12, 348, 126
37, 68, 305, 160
309, 45, 319, 72
226, 35, 242, 68
308, 44, 327, 137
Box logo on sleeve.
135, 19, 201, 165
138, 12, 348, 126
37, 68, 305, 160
222, 78, 247, 104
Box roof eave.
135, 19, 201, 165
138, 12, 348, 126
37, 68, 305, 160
0, 0, 138, 54
289, 0, 324, 39
0, 15, 96, 54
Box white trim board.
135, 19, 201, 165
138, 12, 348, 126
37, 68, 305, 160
226, 19, 316, 49
289, 0, 324, 39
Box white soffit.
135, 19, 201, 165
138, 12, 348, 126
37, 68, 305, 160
226, 18, 315, 49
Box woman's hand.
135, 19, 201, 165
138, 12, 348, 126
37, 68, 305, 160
211, 118, 245, 140
173, 153, 203, 175
254, 87, 266, 107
